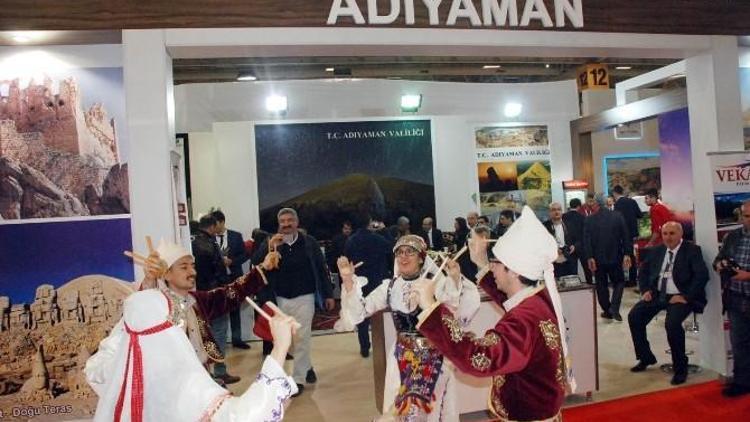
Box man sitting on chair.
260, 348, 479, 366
627, 221, 709, 385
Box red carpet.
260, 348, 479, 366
562, 381, 750, 421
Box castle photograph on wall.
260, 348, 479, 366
0, 68, 129, 220
0, 63, 133, 420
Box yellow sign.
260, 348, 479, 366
577, 64, 610, 91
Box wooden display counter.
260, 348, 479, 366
371, 283, 597, 415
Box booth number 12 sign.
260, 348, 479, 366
577, 64, 609, 91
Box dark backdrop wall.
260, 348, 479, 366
255, 119, 435, 240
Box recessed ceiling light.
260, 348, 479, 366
237, 73, 257, 81
483, 65, 501, 69
400, 94, 422, 112
503, 102, 523, 118
325, 67, 335, 72
266, 95, 288, 113
545, 64, 550, 68
615, 66, 632, 70
12, 34, 32, 43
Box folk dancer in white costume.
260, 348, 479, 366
335, 234, 480, 421
86, 241, 296, 421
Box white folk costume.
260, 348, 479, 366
335, 235, 480, 421
88, 289, 295, 422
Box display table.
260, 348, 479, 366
370, 283, 597, 414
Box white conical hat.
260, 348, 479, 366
491, 206, 558, 280
156, 239, 192, 269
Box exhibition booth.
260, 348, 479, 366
1, 1, 749, 420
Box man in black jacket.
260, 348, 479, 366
713, 200, 750, 397
543, 202, 578, 278
612, 185, 643, 285
420, 216, 444, 251
212, 210, 251, 350
628, 222, 708, 385
192, 214, 241, 384
192, 214, 227, 291
344, 213, 393, 357
252, 208, 334, 396
584, 206, 633, 321
564, 198, 592, 284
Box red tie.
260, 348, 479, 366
114, 320, 173, 422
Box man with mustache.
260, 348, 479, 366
252, 207, 334, 396
86, 239, 280, 390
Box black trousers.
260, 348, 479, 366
579, 256, 594, 284
357, 317, 371, 352
230, 308, 243, 343
628, 297, 692, 373
729, 309, 750, 387
595, 262, 625, 315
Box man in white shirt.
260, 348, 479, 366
420, 217, 444, 251
627, 222, 709, 385
543, 202, 578, 278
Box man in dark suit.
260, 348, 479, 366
564, 198, 591, 284
327, 221, 352, 270
420, 217, 444, 251
192, 213, 240, 384
213, 210, 251, 350
543, 202, 578, 278
344, 213, 394, 357
628, 222, 709, 385
612, 185, 643, 285
584, 206, 633, 321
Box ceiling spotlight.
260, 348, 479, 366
237, 73, 257, 81
265, 95, 288, 113
483, 65, 501, 69
503, 102, 522, 118
545, 64, 551, 68
615, 66, 632, 70
325, 67, 335, 72
400, 94, 422, 112
11, 33, 32, 43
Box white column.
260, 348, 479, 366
686, 35, 743, 375
123, 29, 181, 277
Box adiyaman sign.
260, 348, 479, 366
327, 0, 584, 28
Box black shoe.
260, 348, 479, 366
306, 368, 317, 384
612, 313, 622, 322
217, 373, 241, 385
232, 342, 251, 350
671, 372, 687, 385
360, 349, 370, 358
630, 356, 657, 372
722, 383, 750, 397
286, 353, 293, 361
292, 383, 304, 397
600, 312, 613, 319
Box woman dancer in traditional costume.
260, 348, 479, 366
336, 234, 480, 421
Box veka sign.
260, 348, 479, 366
327, 0, 584, 28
